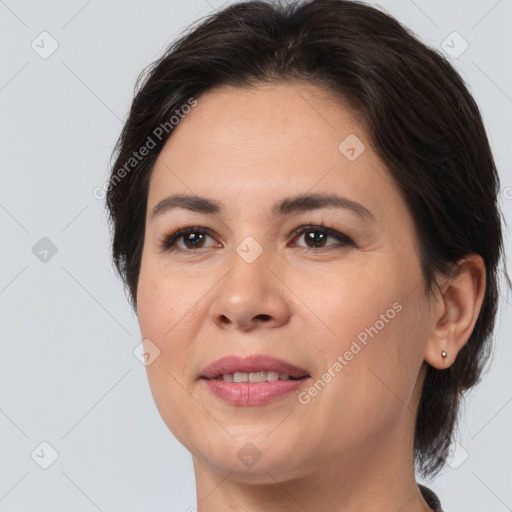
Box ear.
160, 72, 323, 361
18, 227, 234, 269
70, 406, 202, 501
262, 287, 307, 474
424, 254, 486, 369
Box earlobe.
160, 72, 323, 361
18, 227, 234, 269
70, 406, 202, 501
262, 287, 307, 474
424, 254, 486, 370
425, 334, 453, 370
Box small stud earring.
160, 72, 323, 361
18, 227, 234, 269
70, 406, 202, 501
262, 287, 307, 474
441, 351, 447, 358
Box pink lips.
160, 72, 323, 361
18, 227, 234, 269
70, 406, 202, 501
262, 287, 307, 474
200, 354, 310, 406
200, 354, 309, 380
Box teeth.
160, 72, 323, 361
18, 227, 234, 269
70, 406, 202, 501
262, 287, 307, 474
219, 371, 296, 382
267, 371, 279, 381
233, 372, 248, 383
249, 371, 266, 383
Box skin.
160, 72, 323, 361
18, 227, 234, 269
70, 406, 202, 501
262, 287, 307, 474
136, 82, 486, 512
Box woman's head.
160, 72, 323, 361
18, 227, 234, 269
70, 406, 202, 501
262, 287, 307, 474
106, 0, 504, 479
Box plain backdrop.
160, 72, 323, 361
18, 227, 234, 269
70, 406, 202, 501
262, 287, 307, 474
1, 0, 511, 511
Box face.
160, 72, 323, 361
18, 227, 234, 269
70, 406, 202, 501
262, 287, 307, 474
136, 82, 431, 483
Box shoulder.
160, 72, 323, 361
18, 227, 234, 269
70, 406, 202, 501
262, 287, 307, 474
418, 484, 444, 512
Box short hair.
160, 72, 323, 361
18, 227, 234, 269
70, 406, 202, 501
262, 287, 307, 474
105, 0, 507, 477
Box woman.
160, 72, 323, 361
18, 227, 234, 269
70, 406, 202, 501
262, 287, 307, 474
105, 0, 506, 510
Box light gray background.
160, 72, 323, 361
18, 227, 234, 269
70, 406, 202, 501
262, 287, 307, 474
1, 0, 511, 511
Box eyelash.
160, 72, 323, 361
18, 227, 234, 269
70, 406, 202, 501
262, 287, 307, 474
156, 224, 354, 254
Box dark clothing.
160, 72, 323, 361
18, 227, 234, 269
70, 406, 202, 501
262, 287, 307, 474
419, 484, 443, 511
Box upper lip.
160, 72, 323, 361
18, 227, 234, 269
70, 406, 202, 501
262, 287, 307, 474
200, 354, 310, 380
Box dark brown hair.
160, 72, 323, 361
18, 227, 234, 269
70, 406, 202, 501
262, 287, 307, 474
105, 0, 507, 477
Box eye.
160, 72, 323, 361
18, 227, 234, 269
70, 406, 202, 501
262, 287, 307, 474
157, 224, 354, 254
157, 226, 219, 252
290, 225, 354, 251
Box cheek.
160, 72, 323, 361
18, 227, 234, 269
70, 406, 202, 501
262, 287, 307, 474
296, 259, 403, 348
136, 265, 192, 391
296, 259, 426, 420
137, 261, 194, 353
137, 269, 204, 444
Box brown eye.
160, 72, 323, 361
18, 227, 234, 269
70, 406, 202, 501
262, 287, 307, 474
180, 231, 208, 249
291, 225, 353, 250
158, 224, 353, 254
158, 227, 218, 252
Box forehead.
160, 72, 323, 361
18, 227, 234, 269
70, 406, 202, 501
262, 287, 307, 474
147, 82, 401, 223
161, 82, 363, 162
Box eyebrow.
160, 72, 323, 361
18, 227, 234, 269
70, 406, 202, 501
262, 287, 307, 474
150, 192, 375, 221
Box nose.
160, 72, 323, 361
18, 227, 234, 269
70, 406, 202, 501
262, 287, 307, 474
208, 248, 291, 332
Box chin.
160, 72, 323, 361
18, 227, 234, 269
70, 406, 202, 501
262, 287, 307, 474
190, 431, 312, 482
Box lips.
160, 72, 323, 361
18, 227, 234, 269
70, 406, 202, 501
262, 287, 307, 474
200, 354, 311, 406
200, 354, 310, 380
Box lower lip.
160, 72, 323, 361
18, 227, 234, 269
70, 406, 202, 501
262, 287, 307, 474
202, 378, 308, 405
